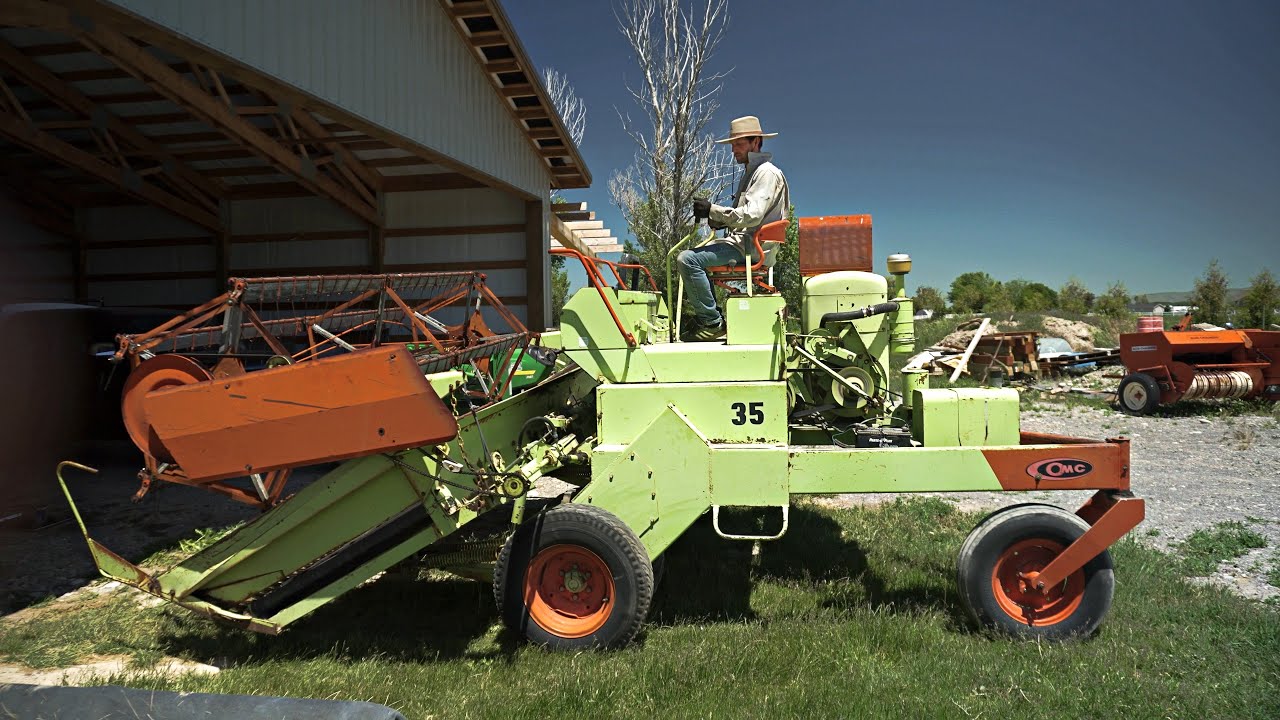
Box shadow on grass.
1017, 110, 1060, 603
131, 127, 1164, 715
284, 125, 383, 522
761, 504, 971, 632
650, 505, 969, 632
647, 514, 757, 624
159, 502, 978, 662
159, 573, 512, 666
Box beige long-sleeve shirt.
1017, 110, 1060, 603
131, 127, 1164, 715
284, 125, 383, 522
708, 151, 790, 264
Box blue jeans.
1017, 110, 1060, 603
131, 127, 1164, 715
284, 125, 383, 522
677, 242, 743, 325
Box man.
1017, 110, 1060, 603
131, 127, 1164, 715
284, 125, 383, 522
679, 115, 790, 341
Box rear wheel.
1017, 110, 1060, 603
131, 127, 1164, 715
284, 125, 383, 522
494, 504, 653, 650
956, 504, 1113, 640
1117, 372, 1161, 415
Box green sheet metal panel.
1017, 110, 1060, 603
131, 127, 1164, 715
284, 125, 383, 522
957, 387, 1020, 445
176, 455, 432, 602
560, 286, 633, 350
615, 290, 667, 345
801, 271, 887, 332
563, 348, 657, 383
644, 343, 784, 382
912, 388, 1020, 447
787, 445, 1004, 494
725, 294, 786, 345
596, 381, 787, 445
709, 446, 789, 506
585, 407, 713, 558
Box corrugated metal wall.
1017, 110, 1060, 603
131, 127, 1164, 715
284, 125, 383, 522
82, 205, 214, 307
0, 193, 73, 304
78, 189, 539, 326
106, 0, 550, 198
386, 187, 529, 325
230, 196, 369, 271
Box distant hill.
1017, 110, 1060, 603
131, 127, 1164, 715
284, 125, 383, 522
1139, 288, 1249, 304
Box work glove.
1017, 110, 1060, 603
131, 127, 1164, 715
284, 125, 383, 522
709, 218, 726, 231
692, 197, 711, 219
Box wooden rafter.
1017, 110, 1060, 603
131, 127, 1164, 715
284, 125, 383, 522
289, 106, 383, 197
3, 0, 384, 226
0, 109, 220, 230
0, 37, 224, 211
187, 66, 383, 206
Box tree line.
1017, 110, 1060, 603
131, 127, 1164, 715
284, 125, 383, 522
913, 261, 1277, 328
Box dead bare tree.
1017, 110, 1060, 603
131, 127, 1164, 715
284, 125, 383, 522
542, 67, 586, 148
609, 0, 734, 283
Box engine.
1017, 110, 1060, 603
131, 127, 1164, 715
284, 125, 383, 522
790, 254, 915, 425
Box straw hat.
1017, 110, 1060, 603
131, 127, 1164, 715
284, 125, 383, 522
714, 115, 779, 144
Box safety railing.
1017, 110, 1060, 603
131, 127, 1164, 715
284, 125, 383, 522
549, 247, 637, 347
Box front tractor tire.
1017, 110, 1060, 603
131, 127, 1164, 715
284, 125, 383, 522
956, 504, 1114, 641
494, 503, 654, 650
1117, 372, 1161, 415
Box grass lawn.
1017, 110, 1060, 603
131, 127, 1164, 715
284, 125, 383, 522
2, 498, 1277, 719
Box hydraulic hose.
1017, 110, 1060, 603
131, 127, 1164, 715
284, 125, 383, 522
820, 301, 900, 326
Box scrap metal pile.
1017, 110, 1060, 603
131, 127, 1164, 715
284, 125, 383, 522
113, 272, 542, 507
904, 317, 1121, 382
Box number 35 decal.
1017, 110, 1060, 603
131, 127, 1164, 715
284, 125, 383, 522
731, 401, 764, 425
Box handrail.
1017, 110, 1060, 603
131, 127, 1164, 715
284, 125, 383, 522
549, 247, 636, 347
665, 229, 699, 342
593, 257, 659, 292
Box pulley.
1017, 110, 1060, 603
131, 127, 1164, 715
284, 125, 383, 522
120, 354, 211, 462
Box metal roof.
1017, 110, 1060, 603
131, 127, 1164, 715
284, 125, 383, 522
0, 0, 589, 241
437, 0, 591, 190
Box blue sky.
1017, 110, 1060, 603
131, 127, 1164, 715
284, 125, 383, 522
505, 0, 1279, 297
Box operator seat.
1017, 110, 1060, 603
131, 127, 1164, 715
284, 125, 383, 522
703, 218, 790, 294
703, 214, 874, 294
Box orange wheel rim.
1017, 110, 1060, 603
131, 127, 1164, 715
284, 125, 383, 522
990, 538, 1084, 627
523, 544, 615, 638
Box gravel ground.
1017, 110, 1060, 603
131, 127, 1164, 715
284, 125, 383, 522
3, 406, 1278, 616
822, 405, 1280, 601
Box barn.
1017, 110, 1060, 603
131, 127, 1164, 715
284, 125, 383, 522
0, 0, 592, 512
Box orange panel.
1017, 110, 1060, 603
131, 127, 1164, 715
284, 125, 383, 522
798, 214, 873, 276
981, 435, 1130, 491
143, 346, 458, 483
1160, 330, 1249, 350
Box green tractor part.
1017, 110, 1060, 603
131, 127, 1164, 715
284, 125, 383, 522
62, 216, 1144, 651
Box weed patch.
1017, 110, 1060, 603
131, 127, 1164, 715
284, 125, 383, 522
1177, 521, 1268, 575
1230, 424, 1258, 450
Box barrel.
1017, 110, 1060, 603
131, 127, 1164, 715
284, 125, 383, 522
1137, 315, 1164, 333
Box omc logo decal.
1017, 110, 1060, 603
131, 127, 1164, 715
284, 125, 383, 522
1026, 458, 1094, 480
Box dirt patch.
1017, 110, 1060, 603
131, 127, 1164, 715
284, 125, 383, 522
0, 654, 218, 686
1042, 316, 1100, 351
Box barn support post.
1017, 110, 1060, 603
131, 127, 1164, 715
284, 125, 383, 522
525, 198, 548, 331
